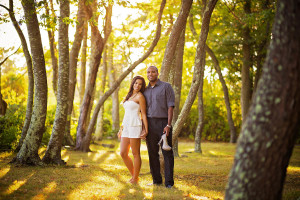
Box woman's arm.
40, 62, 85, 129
139, 94, 148, 138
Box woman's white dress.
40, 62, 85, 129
121, 100, 142, 138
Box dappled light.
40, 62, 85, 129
3, 172, 34, 195
32, 181, 57, 200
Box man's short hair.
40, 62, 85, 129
148, 65, 158, 73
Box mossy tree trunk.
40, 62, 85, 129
170, 27, 185, 157
79, 20, 88, 105
172, 0, 218, 145
190, 0, 206, 153
225, 0, 300, 198
42, 0, 70, 165
2, 0, 34, 152
64, 0, 87, 146
13, 0, 48, 165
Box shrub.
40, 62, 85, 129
0, 104, 25, 151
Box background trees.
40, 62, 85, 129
0, 0, 295, 160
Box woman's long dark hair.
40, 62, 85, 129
123, 76, 146, 102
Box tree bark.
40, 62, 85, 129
2, 0, 34, 152
42, 0, 70, 165
94, 46, 108, 141
170, 27, 185, 157
107, 43, 120, 132
160, 0, 193, 81
254, 0, 271, 93
241, 0, 253, 122
13, 0, 48, 165
79, 20, 88, 105
205, 45, 237, 143
225, 0, 300, 199
64, 0, 87, 146
188, 0, 207, 153
172, 0, 218, 145
45, 0, 58, 98
81, 0, 166, 152
75, 1, 112, 151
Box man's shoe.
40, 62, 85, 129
166, 185, 173, 188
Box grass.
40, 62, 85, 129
0, 140, 299, 200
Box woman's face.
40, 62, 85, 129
133, 79, 143, 92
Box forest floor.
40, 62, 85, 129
0, 140, 299, 200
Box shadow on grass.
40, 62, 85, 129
0, 150, 113, 200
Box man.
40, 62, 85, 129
143, 65, 175, 188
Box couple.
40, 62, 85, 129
118, 65, 175, 188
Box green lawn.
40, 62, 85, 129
0, 140, 299, 200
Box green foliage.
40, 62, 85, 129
0, 104, 25, 151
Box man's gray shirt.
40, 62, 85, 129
144, 79, 175, 118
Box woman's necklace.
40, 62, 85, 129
129, 92, 138, 100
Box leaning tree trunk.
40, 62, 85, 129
194, 54, 205, 153
64, 0, 87, 146
172, 0, 218, 145
94, 46, 108, 141
79, 20, 88, 104
81, 0, 166, 152
45, 0, 58, 97
170, 27, 185, 157
42, 0, 70, 165
241, 0, 253, 122
205, 45, 237, 143
75, 1, 112, 152
107, 42, 120, 132
160, 0, 193, 82
2, 0, 34, 152
225, 0, 300, 199
13, 0, 48, 165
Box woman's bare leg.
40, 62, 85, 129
120, 137, 134, 179
130, 138, 141, 184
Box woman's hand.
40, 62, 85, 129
117, 129, 122, 140
140, 129, 148, 140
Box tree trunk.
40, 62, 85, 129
160, 0, 193, 81
45, 1, 58, 98
205, 45, 237, 143
79, 20, 88, 105
254, 1, 271, 93
82, 0, 166, 152
241, 0, 252, 122
191, 0, 207, 153
170, 27, 185, 157
108, 43, 120, 132
94, 46, 108, 141
64, 0, 87, 146
172, 0, 218, 145
75, 1, 112, 152
13, 0, 48, 165
3, 0, 34, 152
225, 0, 300, 199
42, 0, 70, 165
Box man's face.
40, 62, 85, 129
147, 67, 159, 82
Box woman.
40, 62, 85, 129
118, 75, 148, 184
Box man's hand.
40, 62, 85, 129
140, 129, 148, 140
163, 126, 171, 136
